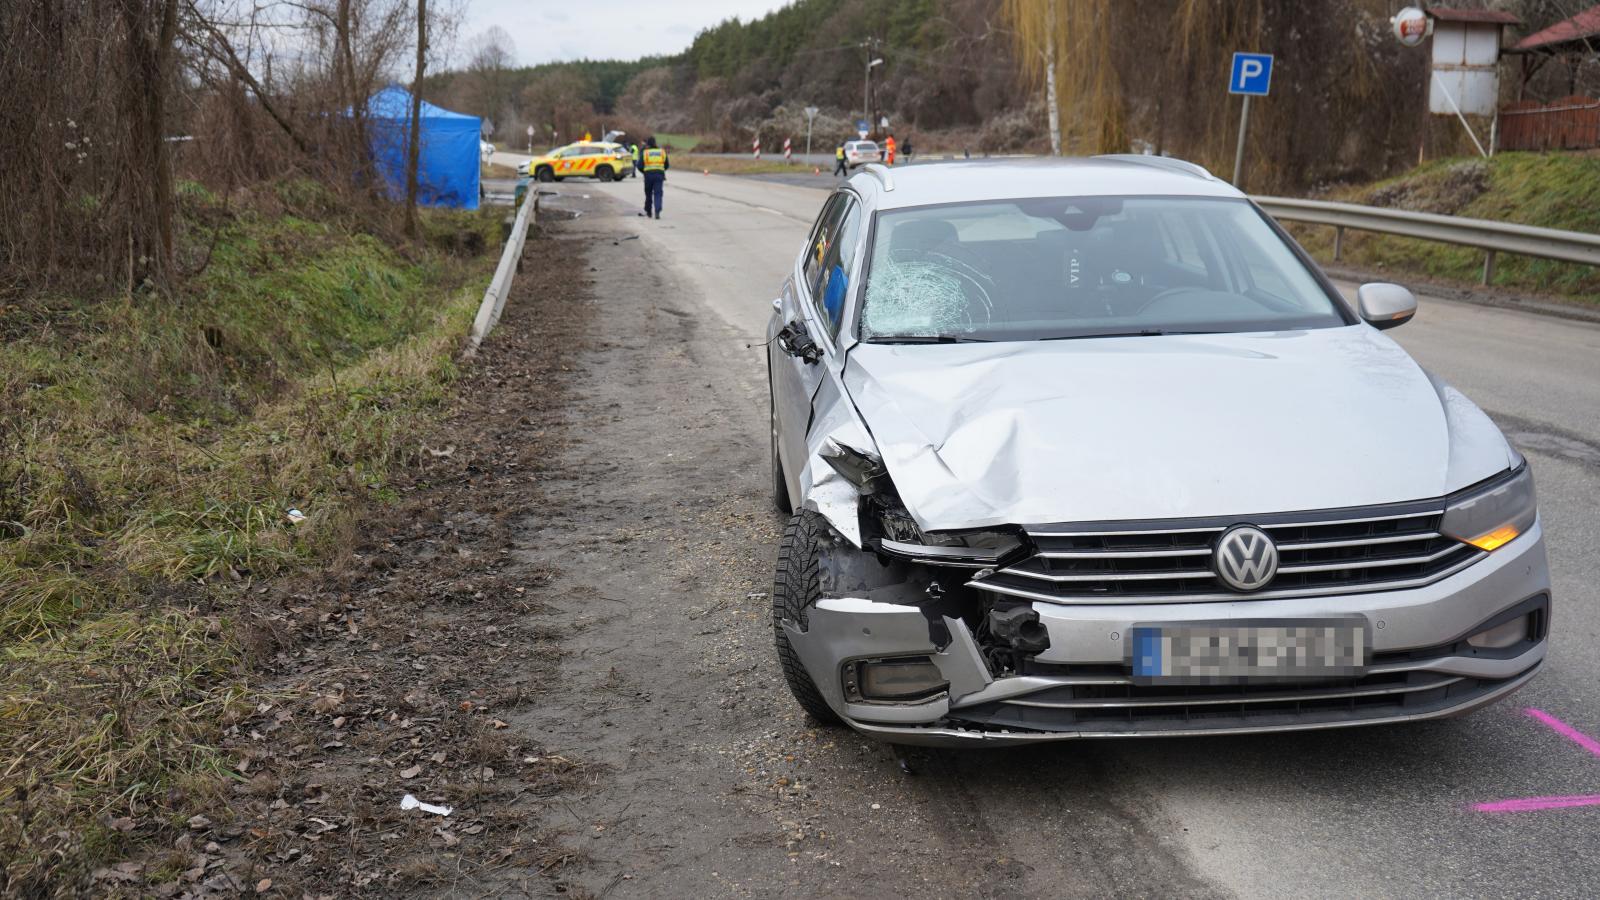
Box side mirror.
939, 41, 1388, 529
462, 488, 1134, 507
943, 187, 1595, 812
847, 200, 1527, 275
776, 319, 822, 365
1356, 283, 1417, 331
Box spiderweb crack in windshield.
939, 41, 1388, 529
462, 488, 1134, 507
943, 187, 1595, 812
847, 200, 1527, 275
862, 253, 994, 338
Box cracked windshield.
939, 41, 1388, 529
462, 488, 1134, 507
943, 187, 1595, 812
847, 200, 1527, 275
863, 197, 1348, 341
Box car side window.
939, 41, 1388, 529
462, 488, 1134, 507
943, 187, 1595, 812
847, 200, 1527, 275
814, 199, 862, 338
803, 195, 850, 306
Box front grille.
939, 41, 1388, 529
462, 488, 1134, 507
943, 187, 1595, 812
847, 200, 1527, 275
950, 669, 1513, 734
972, 505, 1486, 604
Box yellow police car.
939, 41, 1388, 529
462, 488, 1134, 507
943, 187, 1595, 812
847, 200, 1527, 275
518, 141, 632, 183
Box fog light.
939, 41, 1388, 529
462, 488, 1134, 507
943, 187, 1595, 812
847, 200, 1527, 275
849, 658, 947, 702
1467, 615, 1529, 650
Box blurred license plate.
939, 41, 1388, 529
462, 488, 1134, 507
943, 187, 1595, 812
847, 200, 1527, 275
1130, 621, 1366, 683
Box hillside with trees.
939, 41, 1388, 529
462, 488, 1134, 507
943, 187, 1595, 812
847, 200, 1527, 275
431, 0, 1592, 192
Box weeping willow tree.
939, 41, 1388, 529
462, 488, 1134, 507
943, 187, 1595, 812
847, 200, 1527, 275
1005, 0, 1409, 185
1001, 0, 1126, 155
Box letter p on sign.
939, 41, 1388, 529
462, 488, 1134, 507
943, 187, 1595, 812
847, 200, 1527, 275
1229, 52, 1273, 96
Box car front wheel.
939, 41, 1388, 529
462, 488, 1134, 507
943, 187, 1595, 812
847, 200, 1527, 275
597, 166, 614, 182
771, 511, 842, 724
535, 167, 555, 183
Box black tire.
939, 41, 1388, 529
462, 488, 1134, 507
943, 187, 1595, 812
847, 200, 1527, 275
535, 167, 555, 183
772, 511, 842, 724
597, 166, 615, 182
770, 390, 792, 515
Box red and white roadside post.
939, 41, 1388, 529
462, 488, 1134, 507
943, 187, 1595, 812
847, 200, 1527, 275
752, 136, 761, 159
784, 137, 792, 163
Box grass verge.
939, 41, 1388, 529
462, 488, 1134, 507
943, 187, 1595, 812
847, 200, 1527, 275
655, 132, 705, 152
1286, 152, 1600, 302
0, 179, 498, 895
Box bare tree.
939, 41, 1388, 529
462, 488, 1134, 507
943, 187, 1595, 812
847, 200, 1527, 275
466, 25, 516, 133
404, 0, 426, 237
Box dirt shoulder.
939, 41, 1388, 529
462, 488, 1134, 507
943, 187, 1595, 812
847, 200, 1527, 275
115, 226, 598, 898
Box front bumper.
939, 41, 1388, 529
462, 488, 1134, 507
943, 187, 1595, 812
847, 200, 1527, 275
782, 523, 1550, 746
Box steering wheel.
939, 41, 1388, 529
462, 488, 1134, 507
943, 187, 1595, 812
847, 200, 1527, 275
1130, 285, 1207, 316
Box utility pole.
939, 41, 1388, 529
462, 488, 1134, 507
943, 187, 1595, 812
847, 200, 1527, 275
861, 38, 884, 138
803, 106, 819, 159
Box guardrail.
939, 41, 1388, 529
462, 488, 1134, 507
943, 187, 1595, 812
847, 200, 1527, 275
465, 191, 538, 356
1253, 196, 1600, 285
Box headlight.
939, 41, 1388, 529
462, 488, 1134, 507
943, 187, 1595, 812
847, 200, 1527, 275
877, 506, 1023, 563
1441, 465, 1537, 552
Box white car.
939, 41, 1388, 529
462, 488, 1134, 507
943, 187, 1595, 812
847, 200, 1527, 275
844, 140, 882, 168
766, 156, 1549, 745
480, 140, 495, 164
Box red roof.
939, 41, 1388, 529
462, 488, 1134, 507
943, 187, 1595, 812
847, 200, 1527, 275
1426, 7, 1521, 25
1514, 3, 1600, 51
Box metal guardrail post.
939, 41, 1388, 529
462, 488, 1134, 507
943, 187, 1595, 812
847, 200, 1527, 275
1333, 226, 1344, 262
1483, 250, 1497, 286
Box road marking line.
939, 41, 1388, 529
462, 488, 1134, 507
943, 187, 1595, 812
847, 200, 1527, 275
1474, 794, 1600, 814
1470, 709, 1600, 814
1527, 708, 1600, 758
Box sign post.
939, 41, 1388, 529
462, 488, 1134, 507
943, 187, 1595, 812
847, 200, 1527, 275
1228, 52, 1273, 188
803, 106, 819, 160
526, 124, 534, 153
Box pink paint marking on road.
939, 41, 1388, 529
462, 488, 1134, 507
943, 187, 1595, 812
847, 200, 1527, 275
1470, 710, 1600, 814
1525, 708, 1600, 759
1474, 794, 1600, 814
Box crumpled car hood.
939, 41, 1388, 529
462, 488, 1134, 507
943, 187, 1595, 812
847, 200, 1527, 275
843, 326, 1514, 531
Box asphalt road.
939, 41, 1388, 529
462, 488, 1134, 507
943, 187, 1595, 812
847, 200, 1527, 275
559, 172, 1600, 898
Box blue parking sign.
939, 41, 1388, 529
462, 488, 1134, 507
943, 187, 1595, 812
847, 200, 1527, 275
1229, 52, 1273, 96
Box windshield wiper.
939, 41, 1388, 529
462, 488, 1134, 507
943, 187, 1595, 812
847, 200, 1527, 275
870, 334, 994, 344
1040, 329, 1220, 341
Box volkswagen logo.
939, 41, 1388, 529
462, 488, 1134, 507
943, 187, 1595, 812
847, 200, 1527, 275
1213, 525, 1279, 592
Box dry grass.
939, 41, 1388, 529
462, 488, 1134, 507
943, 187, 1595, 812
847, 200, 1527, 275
0, 179, 498, 894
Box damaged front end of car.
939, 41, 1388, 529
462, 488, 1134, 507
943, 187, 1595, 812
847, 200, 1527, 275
773, 425, 1548, 748
775, 425, 1074, 744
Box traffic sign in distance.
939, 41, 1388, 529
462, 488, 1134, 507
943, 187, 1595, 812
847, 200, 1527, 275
1229, 52, 1274, 96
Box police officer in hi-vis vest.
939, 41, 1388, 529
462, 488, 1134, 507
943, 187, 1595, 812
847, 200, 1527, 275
639, 136, 669, 220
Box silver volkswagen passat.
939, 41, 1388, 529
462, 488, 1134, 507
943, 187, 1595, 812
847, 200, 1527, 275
766, 157, 1549, 746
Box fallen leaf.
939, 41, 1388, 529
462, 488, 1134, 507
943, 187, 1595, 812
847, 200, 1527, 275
400, 765, 422, 779
491, 719, 508, 729
108, 816, 135, 832
187, 815, 212, 830
256, 877, 272, 893
430, 751, 446, 764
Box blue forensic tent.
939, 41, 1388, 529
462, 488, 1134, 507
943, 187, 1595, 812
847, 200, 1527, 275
362, 86, 481, 210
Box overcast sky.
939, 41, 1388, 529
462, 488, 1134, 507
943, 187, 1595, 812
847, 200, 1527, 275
459, 0, 794, 67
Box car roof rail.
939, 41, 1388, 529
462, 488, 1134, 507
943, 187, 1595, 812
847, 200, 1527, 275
1093, 154, 1216, 181
861, 163, 895, 192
